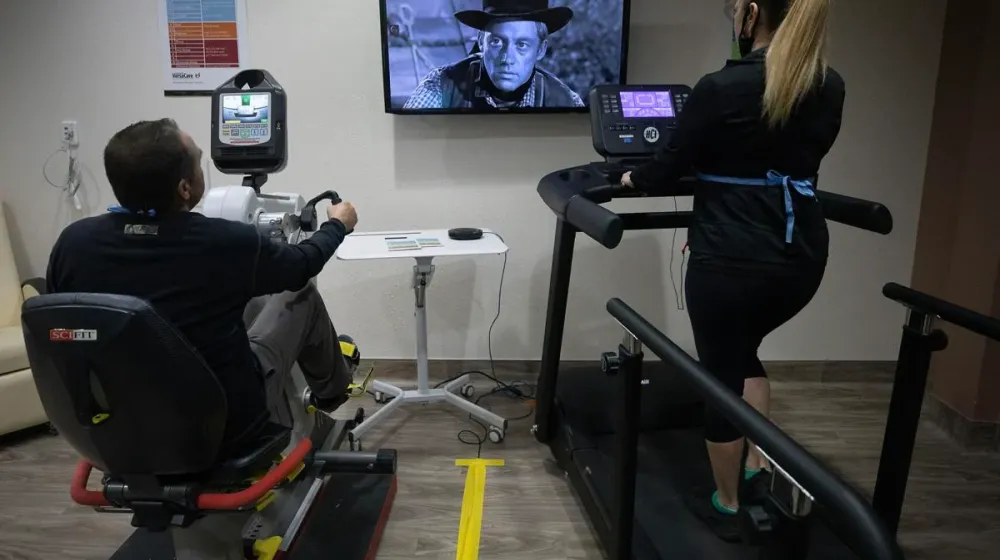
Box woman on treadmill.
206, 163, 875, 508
621, 0, 842, 542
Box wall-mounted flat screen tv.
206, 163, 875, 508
380, 0, 632, 114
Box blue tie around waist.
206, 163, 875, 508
696, 170, 816, 244
108, 206, 157, 217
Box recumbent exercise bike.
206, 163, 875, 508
21, 70, 397, 560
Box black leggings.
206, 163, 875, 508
685, 264, 825, 443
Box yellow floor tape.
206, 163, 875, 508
455, 459, 505, 560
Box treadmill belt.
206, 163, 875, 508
574, 428, 862, 559
555, 363, 704, 440
578, 432, 751, 560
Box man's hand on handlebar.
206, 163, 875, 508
327, 201, 359, 231
620, 171, 635, 188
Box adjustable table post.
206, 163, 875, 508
335, 231, 509, 444
413, 257, 434, 395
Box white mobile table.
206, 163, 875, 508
335, 229, 509, 442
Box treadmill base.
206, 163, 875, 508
551, 364, 862, 560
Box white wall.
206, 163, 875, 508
0, 0, 946, 361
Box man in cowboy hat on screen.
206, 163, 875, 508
402, 0, 585, 110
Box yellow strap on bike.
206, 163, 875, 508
255, 490, 277, 512
248, 453, 305, 485
339, 340, 359, 359
348, 363, 377, 398
286, 459, 306, 483
253, 536, 282, 560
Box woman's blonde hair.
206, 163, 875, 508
762, 0, 831, 128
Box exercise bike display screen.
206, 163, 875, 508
619, 91, 675, 119
219, 93, 272, 146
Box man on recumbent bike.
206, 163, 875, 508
46, 118, 361, 460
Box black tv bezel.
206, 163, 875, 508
378, 0, 633, 115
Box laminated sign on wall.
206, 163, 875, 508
157, 0, 251, 95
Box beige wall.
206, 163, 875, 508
0, 0, 946, 361
912, 0, 1000, 422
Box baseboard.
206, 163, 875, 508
763, 361, 896, 383
360, 359, 897, 385
359, 359, 537, 385
924, 396, 1000, 451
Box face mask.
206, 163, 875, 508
738, 3, 758, 58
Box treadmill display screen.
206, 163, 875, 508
619, 91, 675, 119
590, 84, 691, 159
219, 93, 272, 146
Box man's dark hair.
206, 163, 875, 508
104, 118, 196, 212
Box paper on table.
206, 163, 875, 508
386, 239, 420, 251
416, 238, 443, 248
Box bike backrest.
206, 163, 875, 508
21, 293, 227, 476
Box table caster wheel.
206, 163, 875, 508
461, 383, 475, 399
488, 426, 504, 444
47, 423, 59, 436
374, 391, 386, 404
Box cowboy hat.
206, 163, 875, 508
455, 0, 575, 34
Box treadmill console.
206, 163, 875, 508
589, 84, 692, 160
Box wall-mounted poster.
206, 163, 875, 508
158, 0, 250, 95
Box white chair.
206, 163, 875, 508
0, 202, 48, 436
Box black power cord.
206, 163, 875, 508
456, 377, 536, 458
669, 196, 687, 311
452, 232, 537, 456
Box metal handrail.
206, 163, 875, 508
607, 298, 904, 560
883, 283, 1000, 341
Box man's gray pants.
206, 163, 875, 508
245, 282, 353, 425
171, 283, 353, 559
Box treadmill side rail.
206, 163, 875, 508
871, 309, 945, 537
534, 218, 578, 443
607, 334, 643, 560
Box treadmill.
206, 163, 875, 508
532, 84, 898, 559
602, 297, 902, 560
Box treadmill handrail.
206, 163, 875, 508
606, 298, 904, 560
883, 282, 1000, 341
816, 190, 894, 235
539, 166, 893, 251
636, 178, 891, 234
566, 195, 624, 249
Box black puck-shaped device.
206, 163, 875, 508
448, 228, 484, 241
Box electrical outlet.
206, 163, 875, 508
62, 120, 79, 148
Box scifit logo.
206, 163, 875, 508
49, 329, 98, 342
